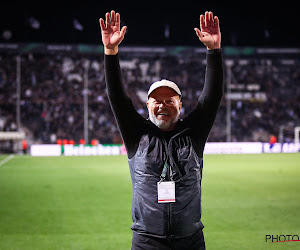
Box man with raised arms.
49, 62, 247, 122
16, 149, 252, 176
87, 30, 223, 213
100, 10, 223, 250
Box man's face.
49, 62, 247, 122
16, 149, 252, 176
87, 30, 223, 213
147, 87, 182, 131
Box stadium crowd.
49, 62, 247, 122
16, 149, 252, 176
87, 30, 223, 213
0, 49, 299, 145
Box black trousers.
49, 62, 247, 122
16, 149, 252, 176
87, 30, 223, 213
131, 230, 206, 250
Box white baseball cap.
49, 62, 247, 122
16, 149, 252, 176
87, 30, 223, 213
147, 79, 182, 99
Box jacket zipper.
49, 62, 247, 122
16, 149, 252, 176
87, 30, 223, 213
164, 128, 190, 240
162, 139, 171, 239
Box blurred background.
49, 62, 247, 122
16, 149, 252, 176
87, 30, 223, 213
0, 1, 299, 46
0, 1, 299, 152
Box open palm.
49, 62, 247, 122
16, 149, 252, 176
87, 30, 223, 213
99, 11, 127, 50
194, 11, 221, 50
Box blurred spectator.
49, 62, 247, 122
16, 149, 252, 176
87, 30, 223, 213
22, 139, 27, 154
0, 49, 299, 144
269, 135, 277, 149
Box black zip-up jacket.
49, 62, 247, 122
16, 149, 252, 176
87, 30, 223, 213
105, 50, 223, 238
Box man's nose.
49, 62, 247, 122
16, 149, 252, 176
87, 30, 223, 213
158, 101, 167, 108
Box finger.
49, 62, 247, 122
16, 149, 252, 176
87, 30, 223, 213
116, 12, 121, 30
200, 14, 205, 31
205, 11, 208, 27
214, 16, 220, 29
105, 12, 110, 28
120, 26, 127, 37
194, 28, 203, 39
99, 18, 105, 30
209, 11, 213, 25
111, 10, 115, 26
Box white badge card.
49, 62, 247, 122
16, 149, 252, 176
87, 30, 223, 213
157, 181, 176, 203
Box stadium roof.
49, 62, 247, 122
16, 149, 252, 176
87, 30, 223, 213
0, 1, 298, 46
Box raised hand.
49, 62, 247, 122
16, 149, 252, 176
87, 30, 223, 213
99, 10, 127, 55
194, 11, 221, 50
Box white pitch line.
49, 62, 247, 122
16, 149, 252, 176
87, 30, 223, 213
0, 154, 14, 167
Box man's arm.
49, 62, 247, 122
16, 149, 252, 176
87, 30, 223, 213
186, 12, 223, 139
100, 11, 145, 158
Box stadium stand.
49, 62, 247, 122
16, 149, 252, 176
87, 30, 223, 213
0, 45, 299, 147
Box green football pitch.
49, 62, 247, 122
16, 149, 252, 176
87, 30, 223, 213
0, 153, 299, 250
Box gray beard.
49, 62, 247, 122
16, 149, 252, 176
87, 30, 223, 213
148, 111, 179, 130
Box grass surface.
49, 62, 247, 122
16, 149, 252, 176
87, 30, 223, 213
0, 154, 299, 249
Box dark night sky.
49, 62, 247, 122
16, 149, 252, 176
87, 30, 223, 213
0, 1, 299, 46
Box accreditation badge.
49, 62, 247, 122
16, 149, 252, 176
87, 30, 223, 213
157, 181, 175, 203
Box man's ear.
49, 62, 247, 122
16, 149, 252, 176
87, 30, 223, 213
178, 101, 182, 111
146, 100, 150, 109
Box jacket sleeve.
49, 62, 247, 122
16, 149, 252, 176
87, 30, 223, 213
105, 54, 146, 157
185, 49, 224, 140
